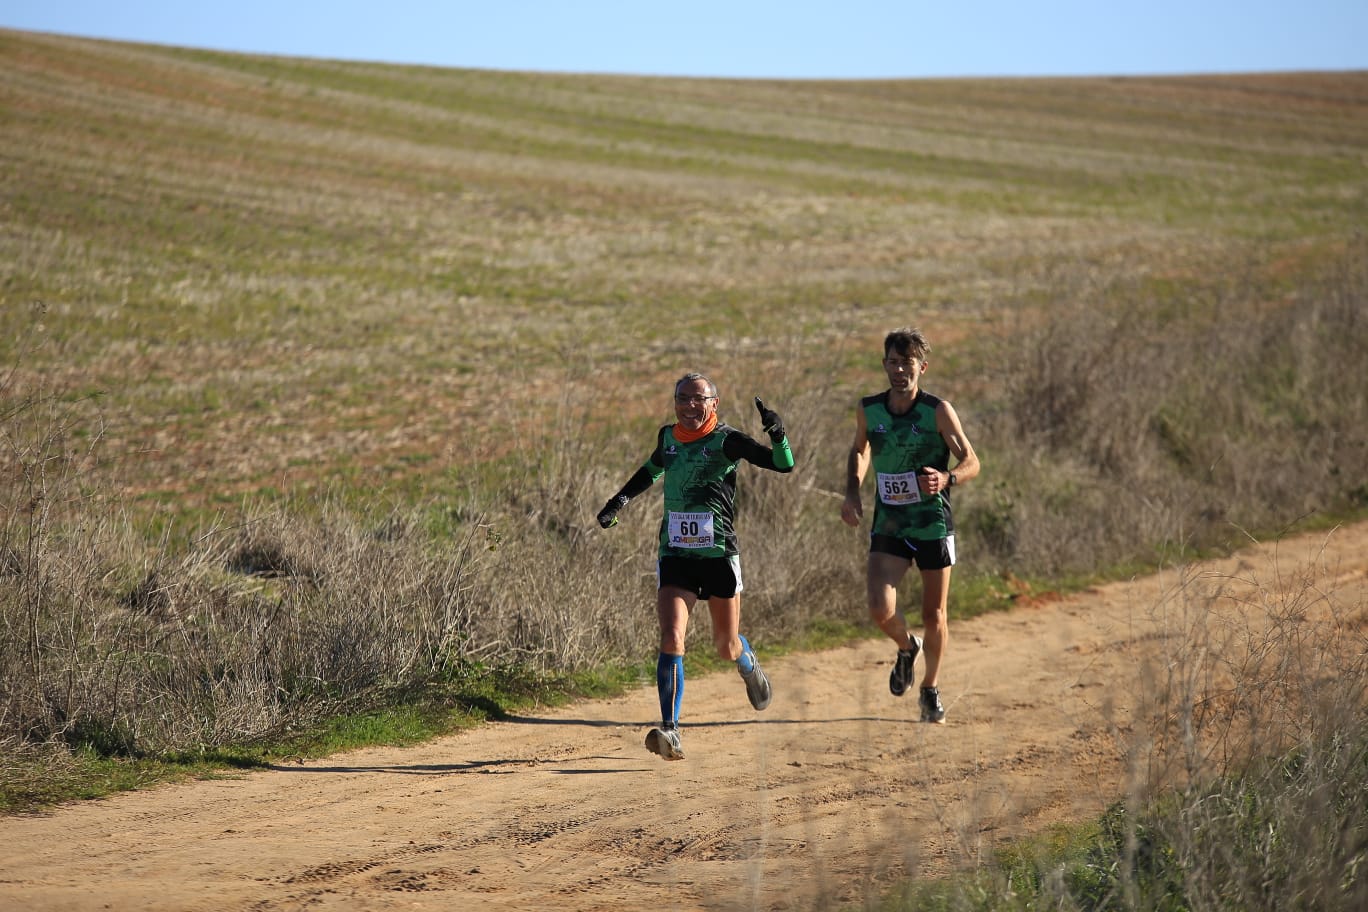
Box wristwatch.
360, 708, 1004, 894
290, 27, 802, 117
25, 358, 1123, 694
947, 472, 957, 487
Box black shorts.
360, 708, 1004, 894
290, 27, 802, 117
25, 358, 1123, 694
657, 555, 744, 600
869, 533, 956, 571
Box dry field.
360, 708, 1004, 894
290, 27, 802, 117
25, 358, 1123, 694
2, 31, 1367, 908
4, 31, 1365, 516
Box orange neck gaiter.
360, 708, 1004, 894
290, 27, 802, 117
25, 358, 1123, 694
672, 412, 718, 444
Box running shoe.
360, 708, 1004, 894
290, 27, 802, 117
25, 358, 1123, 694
919, 685, 946, 724
645, 726, 685, 761
889, 635, 922, 697
740, 660, 772, 711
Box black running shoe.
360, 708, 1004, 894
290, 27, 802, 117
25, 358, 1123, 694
919, 685, 946, 724
889, 635, 922, 697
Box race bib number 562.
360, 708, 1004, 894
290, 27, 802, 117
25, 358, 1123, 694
877, 471, 923, 506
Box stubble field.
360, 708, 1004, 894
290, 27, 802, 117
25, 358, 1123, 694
2, 29, 1367, 909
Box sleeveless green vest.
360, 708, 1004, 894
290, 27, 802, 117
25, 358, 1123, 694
863, 391, 953, 540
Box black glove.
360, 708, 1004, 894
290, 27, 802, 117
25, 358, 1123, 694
597, 494, 629, 529
754, 397, 785, 441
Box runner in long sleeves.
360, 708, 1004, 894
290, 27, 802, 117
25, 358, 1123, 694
597, 373, 795, 760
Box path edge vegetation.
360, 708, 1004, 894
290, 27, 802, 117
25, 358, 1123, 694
3, 33, 1366, 908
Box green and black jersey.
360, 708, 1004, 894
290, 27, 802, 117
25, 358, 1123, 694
863, 390, 954, 541
613, 423, 793, 559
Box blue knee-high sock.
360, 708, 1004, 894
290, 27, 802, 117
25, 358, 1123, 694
657, 652, 684, 729
735, 634, 756, 674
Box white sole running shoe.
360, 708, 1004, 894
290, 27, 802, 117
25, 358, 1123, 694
645, 727, 685, 760
919, 685, 946, 724
890, 635, 922, 697
740, 659, 772, 711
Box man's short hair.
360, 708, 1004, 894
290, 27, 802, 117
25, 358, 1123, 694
674, 372, 717, 398
884, 327, 931, 362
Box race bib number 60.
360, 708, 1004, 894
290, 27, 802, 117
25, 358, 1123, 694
668, 511, 715, 549
877, 471, 923, 506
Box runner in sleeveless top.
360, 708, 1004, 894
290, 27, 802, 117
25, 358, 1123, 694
840, 327, 980, 724
597, 373, 795, 760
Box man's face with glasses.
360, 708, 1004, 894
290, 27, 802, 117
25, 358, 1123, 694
673, 378, 718, 430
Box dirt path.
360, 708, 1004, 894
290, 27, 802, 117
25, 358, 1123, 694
3, 523, 1365, 912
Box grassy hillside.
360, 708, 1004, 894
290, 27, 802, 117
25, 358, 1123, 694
5, 31, 1364, 515
2, 29, 1366, 776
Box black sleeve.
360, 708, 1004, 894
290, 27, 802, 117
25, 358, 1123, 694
723, 430, 794, 474
611, 427, 669, 502
613, 464, 657, 501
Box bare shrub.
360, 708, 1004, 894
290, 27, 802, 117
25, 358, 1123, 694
6, 242, 1366, 762
895, 534, 1368, 911
965, 240, 1368, 578
1099, 534, 1368, 912
0, 483, 500, 750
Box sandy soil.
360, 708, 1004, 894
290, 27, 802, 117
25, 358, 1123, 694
2, 522, 1365, 912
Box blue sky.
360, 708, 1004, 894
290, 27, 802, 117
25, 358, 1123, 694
3, 1, 1364, 79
